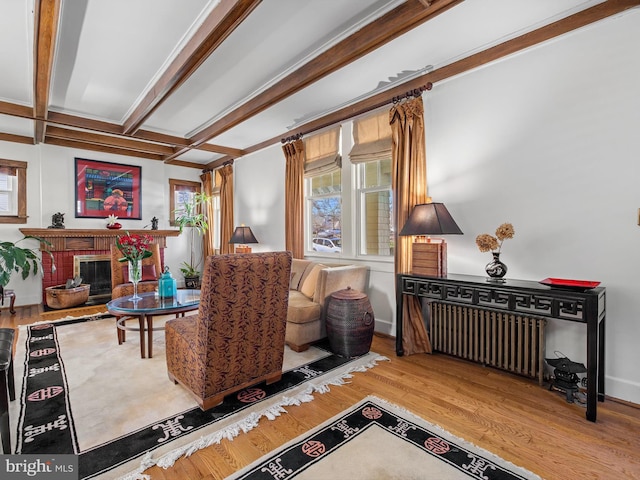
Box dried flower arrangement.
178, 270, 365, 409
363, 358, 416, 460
476, 223, 515, 253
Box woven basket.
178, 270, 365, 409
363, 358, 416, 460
45, 284, 90, 309
326, 287, 375, 358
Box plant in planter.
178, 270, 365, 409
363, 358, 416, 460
0, 235, 55, 288
174, 192, 211, 288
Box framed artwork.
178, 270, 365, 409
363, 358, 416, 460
75, 158, 142, 219
169, 178, 201, 226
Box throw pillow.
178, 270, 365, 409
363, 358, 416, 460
290, 259, 311, 290
300, 263, 325, 298
290, 270, 304, 291
122, 264, 157, 282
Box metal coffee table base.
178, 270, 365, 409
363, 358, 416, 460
117, 315, 158, 358
107, 290, 201, 359
116, 313, 190, 358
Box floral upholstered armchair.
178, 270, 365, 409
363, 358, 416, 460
165, 251, 292, 410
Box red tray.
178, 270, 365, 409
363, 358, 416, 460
539, 277, 600, 291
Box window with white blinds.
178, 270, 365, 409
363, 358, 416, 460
0, 160, 26, 223
0, 170, 17, 215
350, 111, 393, 257
304, 127, 343, 254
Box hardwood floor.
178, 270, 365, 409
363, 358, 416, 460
3, 305, 640, 479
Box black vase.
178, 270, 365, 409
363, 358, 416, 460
485, 252, 507, 281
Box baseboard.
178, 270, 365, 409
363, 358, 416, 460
604, 375, 640, 408
607, 395, 640, 410
373, 318, 393, 337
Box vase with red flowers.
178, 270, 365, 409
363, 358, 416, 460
115, 232, 153, 300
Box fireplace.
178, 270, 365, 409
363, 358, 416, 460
18, 228, 179, 309
73, 254, 112, 304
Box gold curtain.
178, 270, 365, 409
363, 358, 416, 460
200, 170, 216, 258
390, 96, 432, 355
283, 139, 305, 258
218, 164, 234, 255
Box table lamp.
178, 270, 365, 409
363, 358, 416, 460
399, 202, 463, 276
229, 225, 259, 253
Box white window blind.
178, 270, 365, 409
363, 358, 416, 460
0, 170, 17, 215
349, 110, 392, 164
304, 126, 342, 177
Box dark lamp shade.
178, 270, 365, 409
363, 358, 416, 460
229, 226, 259, 244
399, 203, 463, 236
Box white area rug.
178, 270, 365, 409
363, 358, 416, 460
11, 316, 388, 479
228, 396, 542, 480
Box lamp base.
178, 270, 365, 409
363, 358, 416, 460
235, 246, 252, 253
412, 241, 447, 277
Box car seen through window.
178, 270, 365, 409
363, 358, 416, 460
312, 237, 341, 253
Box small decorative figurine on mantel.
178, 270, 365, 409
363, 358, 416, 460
151, 216, 159, 230
48, 212, 65, 229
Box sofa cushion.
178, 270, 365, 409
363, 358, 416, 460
299, 263, 325, 298
290, 259, 312, 290
287, 290, 322, 324
313, 265, 368, 304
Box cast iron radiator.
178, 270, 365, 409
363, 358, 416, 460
429, 302, 546, 384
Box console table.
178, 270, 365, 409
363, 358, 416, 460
396, 273, 606, 422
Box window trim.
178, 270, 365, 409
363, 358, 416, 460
168, 178, 201, 226
354, 159, 393, 260
0, 158, 27, 224
305, 172, 342, 256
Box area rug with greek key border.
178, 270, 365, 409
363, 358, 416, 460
10, 316, 388, 480
227, 396, 542, 480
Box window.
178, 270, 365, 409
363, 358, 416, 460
168, 179, 201, 226
0, 170, 17, 215
349, 110, 393, 257
211, 188, 221, 252
356, 158, 393, 256
0, 159, 27, 224
307, 170, 342, 253
303, 128, 342, 254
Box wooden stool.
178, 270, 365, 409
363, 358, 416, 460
0, 328, 16, 454
0, 286, 16, 315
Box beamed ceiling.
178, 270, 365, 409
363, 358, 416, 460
0, 0, 638, 170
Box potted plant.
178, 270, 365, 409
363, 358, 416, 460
174, 192, 211, 288
0, 235, 55, 288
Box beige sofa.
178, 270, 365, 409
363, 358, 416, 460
286, 259, 368, 352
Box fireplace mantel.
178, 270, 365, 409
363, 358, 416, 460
19, 228, 180, 251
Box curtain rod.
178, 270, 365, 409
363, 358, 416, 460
202, 159, 233, 173
281, 133, 303, 144
211, 81, 433, 165
392, 82, 432, 104
280, 82, 433, 144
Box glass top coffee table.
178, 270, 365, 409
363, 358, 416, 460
107, 289, 200, 359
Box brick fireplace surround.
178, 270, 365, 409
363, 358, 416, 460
19, 228, 180, 306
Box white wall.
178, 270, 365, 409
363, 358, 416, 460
0, 142, 201, 304
233, 10, 640, 404
233, 146, 286, 252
